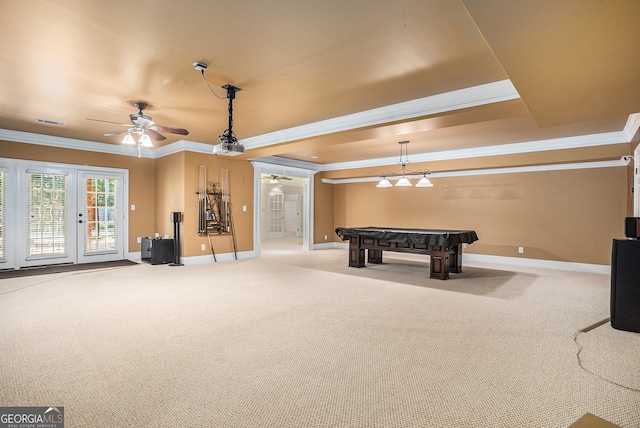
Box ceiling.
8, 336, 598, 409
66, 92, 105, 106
1, 0, 639, 170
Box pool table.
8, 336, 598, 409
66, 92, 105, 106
335, 227, 479, 280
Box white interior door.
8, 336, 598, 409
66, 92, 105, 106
267, 190, 284, 238
77, 171, 125, 263
284, 196, 299, 233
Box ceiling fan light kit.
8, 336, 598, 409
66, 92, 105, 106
377, 141, 434, 188
122, 131, 135, 145
92, 101, 189, 152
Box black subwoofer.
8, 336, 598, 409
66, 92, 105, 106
611, 239, 640, 333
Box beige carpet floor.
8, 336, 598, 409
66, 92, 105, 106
1, 242, 639, 427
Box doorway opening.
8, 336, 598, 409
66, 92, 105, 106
260, 173, 305, 254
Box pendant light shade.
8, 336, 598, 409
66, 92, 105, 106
416, 176, 434, 187
395, 177, 412, 187
376, 178, 392, 188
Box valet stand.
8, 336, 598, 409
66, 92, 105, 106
170, 212, 184, 266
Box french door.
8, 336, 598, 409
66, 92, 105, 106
267, 190, 285, 238
76, 171, 125, 263
20, 169, 77, 267
0, 159, 127, 270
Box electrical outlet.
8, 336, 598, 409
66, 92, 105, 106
324, 234, 328, 240
136, 237, 141, 243
201, 244, 206, 251
518, 246, 524, 254
462, 243, 467, 249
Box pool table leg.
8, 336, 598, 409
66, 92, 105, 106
449, 245, 462, 273
429, 245, 451, 280
368, 249, 383, 264
348, 236, 366, 267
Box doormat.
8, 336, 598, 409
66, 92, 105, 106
0, 260, 139, 279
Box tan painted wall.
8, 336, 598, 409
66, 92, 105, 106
154, 152, 186, 239
3, 139, 632, 265
0, 140, 155, 251
314, 173, 335, 244
182, 152, 254, 258
329, 166, 627, 265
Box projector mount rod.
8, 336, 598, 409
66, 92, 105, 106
221, 84, 242, 144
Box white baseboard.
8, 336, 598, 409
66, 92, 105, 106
312, 242, 342, 250
182, 250, 256, 266
325, 242, 610, 275
462, 253, 610, 275
126, 250, 255, 265
129, 245, 610, 275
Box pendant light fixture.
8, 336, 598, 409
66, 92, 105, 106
377, 141, 433, 188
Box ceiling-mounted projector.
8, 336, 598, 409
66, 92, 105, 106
213, 142, 245, 156
212, 84, 246, 157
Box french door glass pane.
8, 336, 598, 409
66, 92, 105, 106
84, 178, 117, 253
28, 173, 67, 257
268, 191, 284, 235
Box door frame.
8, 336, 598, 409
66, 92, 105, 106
18, 165, 78, 267
0, 163, 16, 270
0, 157, 129, 269
251, 161, 316, 257
77, 170, 126, 263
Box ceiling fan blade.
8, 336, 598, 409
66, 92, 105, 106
104, 129, 128, 137
147, 129, 167, 141
87, 118, 130, 126
153, 125, 189, 135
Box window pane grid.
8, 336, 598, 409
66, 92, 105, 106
85, 178, 118, 253
28, 173, 67, 257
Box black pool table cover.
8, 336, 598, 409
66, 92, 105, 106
335, 227, 478, 247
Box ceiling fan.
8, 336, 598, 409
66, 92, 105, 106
262, 174, 292, 184
88, 102, 189, 146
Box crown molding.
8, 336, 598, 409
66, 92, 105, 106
153, 140, 214, 158
318, 130, 630, 172
0, 128, 150, 158
320, 157, 632, 184
0, 129, 216, 159
624, 112, 640, 139
240, 79, 520, 150
247, 156, 323, 171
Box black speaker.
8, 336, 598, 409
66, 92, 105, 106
624, 217, 640, 238
169, 211, 183, 266
141, 238, 174, 265
611, 239, 640, 333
